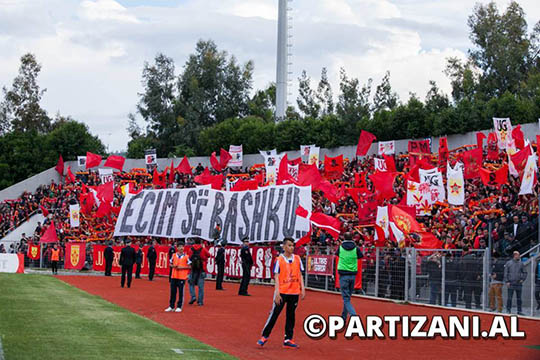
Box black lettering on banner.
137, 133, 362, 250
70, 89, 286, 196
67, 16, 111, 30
181, 190, 197, 235
156, 191, 180, 236
209, 192, 225, 236
239, 193, 252, 240
192, 195, 208, 236
119, 192, 144, 233
135, 192, 155, 233
222, 193, 238, 243
265, 188, 284, 240
282, 187, 300, 237
148, 191, 163, 234
251, 189, 268, 240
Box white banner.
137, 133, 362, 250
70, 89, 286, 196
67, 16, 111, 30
301, 145, 315, 158
288, 164, 299, 180
69, 204, 80, 228
114, 185, 312, 244
228, 145, 243, 167
406, 180, 431, 216
77, 156, 86, 167
206, 246, 273, 279
447, 162, 464, 206
309, 146, 320, 166
376, 206, 389, 237
419, 168, 445, 203
519, 154, 537, 195
98, 168, 114, 183
493, 117, 512, 149
374, 158, 388, 172
378, 141, 395, 155
0, 254, 23, 273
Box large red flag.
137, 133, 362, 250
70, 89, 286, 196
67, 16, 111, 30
85, 152, 102, 169
27, 243, 40, 260
95, 200, 112, 218
219, 148, 232, 169
176, 156, 192, 175
168, 160, 175, 184
297, 163, 322, 188
40, 222, 58, 243
310, 212, 341, 240
40, 205, 49, 217
439, 137, 449, 165
65, 166, 76, 184
152, 168, 166, 188
80, 191, 95, 215
104, 155, 125, 171
324, 155, 344, 178
383, 154, 396, 172
277, 154, 293, 185
374, 225, 386, 247
479, 165, 508, 187
461, 147, 483, 179
415, 232, 443, 251
356, 130, 376, 156
354, 173, 368, 192
369, 171, 398, 199
487, 132, 499, 161
55, 155, 64, 175
476, 132, 486, 149
318, 180, 340, 204
389, 205, 422, 234
510, 146, 531, 172
97, 181, 114, 203
231, 178, 259, 191
512, 125, 525, 150
64, 242, 86, 270
210, 152, 222, 172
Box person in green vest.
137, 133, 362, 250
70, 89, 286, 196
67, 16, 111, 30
336, 232, 363, 320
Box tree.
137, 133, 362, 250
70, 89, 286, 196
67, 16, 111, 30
444, 57, 478, 102
45, 119, 106, 162
316, 68, 334, 116
372, 71, 399, 113
248, 83, 276, 121
336, 68, 371, 144
1, 53, 50, 133
296, 70, 320, 118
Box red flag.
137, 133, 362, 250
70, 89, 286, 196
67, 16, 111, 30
288, 157, 302, 165
168, 160, 175, 184
295, 205, 309, 218
85, 152, 102, 169
439, 137, 449, 165
96, 200, 112, 218
487, 132, 499, 161
408, 139, 431, 166
512, 125, 525, 150
219, 148, 232, 169
176, 156, 192, 175
27, 243, 40, 260
461, 147, 483, 179
476, 132, 486, 149
64, 242, 86, 270
510, 146, 531, 172
65, 166, 76, 184
537, 135, 540, 159
310, 212, 341, 240
97, 181, 114, 203
374, 224, 386, 247
324, 155, 344, 178
55, 155, 64, 175
296, 226, 312, 247
194, 167, 211, 184
104, 155, 125, 171
369, 171, 398, 199
357, 200, 377, 223
389, 205, 422, 234
383, 154, 396, 172
297, 163, 322, 188
356, 130, 376, 156
40, 205, 49, 217
152, 168, 167, 188
346, 188, 364, 205
80, 191, 95, 215
231, 178, 258, 191
277, 154, 293, 185
354, 173, 368, 192
318, 180, 340, 204
194, 168, 223, 190
40, 222, 58, 243
396, 205, 416, 219
415, 232, 443, 251
210, 152, 221, 172
479, 165, 508, 187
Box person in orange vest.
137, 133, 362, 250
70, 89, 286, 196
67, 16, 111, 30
51, 243, 60, 275
165, 242, 190, 313
257, 237, 305, 349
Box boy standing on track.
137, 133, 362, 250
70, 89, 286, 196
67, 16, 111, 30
257, 237, 305, 349
166, 242, 190, 313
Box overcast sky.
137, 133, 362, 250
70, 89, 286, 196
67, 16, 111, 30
1, 0, 539, 152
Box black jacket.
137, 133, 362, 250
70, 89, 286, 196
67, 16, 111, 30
240, 246, 253, 267
491, 258, 506, 282
147, 245, 157, 263
119, 246, 136, 267
460, 253, 482, 282
135, 249, 144, 265
104, 246, 114, 261
216, 247, 225, 265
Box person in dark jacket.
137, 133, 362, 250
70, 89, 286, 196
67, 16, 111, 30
426, 252, 442, 305
444, 252, 460, 307
238, 237, 253, 296
104, 241, 114, 276
119, 239, 136, 288
504, 251, 527, 315
461, 246, 483, 309
336, 233, 363, 320
215, 240, 226, 290
147, 240, 157, 281
489, 251, 506, 312
135, 245, 144, 279
389, 249, 405, 300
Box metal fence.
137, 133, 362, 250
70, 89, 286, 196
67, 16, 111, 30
304, 246, 540, 318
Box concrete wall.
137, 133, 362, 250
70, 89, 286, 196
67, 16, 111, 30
1, 122, 538, 202
0, 213, 45, 244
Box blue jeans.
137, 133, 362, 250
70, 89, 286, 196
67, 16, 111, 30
189, 271, 206, 305
339, 274, 357, 320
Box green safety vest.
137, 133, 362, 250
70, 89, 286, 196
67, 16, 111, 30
337, 245, 358, 272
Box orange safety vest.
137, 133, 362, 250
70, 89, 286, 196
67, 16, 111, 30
277, 254, 302, 295
51, 249, 60, 261
171, 253, 189, 280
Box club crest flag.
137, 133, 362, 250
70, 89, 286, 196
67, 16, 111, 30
374, 158, 388, 172
519, 154, 537, 195
447, 162, 464, 205
378, 141, 395, 155
27, 243, 40, 260
228, 145, 243, 167
69, 204, 80, 227
308, 146, 320, 166
376, 206, 389, 237
65, 242, 86, 270
493, 117, 512, 149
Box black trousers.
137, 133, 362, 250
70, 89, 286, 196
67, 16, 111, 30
216, 263, 225, 289
148, 261, 156, 280
170, 279, 186, 309
121, 264, 133, 288
105, 259, 112, 276
463, 281, 482, 309
51, 261, 58, 274
262, 294, 299, 340
239, 264, 251, 294
135, 263, 142, 278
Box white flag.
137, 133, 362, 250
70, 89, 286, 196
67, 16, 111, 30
389, 222, 405, 243
308, 146, 320, 166
493, 117, 512, 149
378, 141, 395, 155
406, 180, 431, 216
259, 149, 277, 158
419, 168, 445, 203
508, 154, 519, 177
228, 145, 243, 167
300, 145, 315, 158
376, 206, 389, 237
77, 156, 86, 167
98, 168, 114, 183
69, 204, 80, 228
288, 164, 299, 180
374, 158, 388, 172
519, 154, 537, 195
447, 162, 465, 205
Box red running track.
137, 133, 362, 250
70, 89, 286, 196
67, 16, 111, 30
59, 275, 540, 360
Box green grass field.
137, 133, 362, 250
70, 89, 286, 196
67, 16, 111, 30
0, 274, 236, 360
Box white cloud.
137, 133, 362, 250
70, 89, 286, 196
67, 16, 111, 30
0, 0, 539, 152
